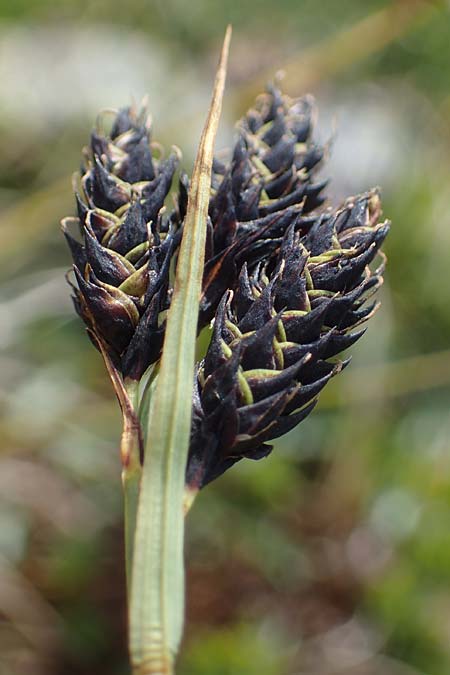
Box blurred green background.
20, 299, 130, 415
1, 0, 450, 673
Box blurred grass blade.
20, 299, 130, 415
129, 26, 231, 675
238, 0, 439, 101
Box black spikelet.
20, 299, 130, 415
63, 105, 181, 380
187, 191, 389, 488
200, 85, 328, 327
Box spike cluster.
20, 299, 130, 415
187, 192, 389, 488
63, 106, 181, 381
201, 86, 327, 326
64, 86, 390, 490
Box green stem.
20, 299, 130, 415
122, 441, 142, 595
122, 378, 143, 595
128, 28, 231, 675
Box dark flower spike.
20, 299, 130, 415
197, 84, 330, 329
220, 85, 326, 218
64, 103, 180, 380
187, 190, 389, 489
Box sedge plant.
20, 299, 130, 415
62, 27, 389, 675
